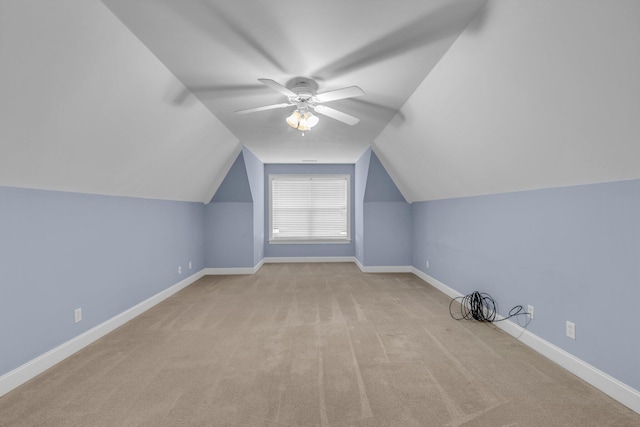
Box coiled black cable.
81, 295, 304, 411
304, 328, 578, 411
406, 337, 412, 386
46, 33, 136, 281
449, 291, 529, 325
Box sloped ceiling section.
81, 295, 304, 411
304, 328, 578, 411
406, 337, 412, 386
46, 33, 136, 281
99, 0, 488, 164
0, 0, 240, 203
375, 0, 640, 202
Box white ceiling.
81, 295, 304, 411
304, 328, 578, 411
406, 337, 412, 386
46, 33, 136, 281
1, 0, 638, 203
375, 0, 640, 202
0, 0, 240, 202
100, 0, 489, 164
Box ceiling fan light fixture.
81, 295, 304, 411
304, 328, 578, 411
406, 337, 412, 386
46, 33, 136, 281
298, 122, 310, 132
286, 110, 319, 131
286, 110, 301, 128
306, 112, 319, 128
298, 112, 311, 131
237, 78, 363, 130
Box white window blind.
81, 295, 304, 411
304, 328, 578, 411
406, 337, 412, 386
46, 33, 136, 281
270, 175, 350, 243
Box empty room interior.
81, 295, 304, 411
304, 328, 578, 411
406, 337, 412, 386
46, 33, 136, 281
1, 1, 639, 425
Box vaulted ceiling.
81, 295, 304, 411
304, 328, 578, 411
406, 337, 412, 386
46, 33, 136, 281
99, 0, 488, 165
1, 0, 639, 203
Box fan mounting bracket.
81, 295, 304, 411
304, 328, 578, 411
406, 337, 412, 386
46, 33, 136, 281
285, 78, 319, 108
286, 76, 319, 92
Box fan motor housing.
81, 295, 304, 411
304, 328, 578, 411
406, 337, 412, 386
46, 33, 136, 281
287, 77, 318, 97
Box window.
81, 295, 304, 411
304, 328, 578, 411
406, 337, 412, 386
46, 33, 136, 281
269, 174, 350, 243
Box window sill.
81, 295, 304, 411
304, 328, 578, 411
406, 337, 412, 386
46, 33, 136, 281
269, 239, 351, 245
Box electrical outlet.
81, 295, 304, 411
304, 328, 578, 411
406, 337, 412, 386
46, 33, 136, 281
566, 321, 576, 339
425, 260, 430, 269
189, 261, 192, 270
178, 266, 182, 274
74, 308, 82, 323
527, 305, 534, 320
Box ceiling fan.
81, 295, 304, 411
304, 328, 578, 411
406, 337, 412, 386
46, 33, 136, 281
235, 77, 364, 132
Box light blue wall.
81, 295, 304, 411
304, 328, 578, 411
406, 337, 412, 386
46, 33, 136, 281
211, 152, 410, 264
4, 162, 638, 397
363, 203, 412, 266
242, 147, 265, 265
363, 151, 406, 202
0, 186, 205, 377
412, 179, 640, 391
210, 152, 252, 203
204, 152, 255, 268
361, 151, 412, 266
354, 149, 371, 264
203, 202, 254, 268
264, 164, 356, 258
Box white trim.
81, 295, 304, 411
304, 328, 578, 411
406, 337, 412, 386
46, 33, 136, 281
269, 174, 351, 243
411, 268, 463, 300
411, 267, 640, 415
268, 239, 352, 245
357, 263, 413, 273
264, 257, 411, 273
0, 270, 206, 398
8, 263, 636, 414
496, 316, 640, 415
264, 256, 355, 264
203, 259, 264, 275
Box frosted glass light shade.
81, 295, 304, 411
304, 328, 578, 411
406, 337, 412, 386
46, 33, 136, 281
285, 110, 318, 131
306, 113, 319, 128
286, 110, 301, 128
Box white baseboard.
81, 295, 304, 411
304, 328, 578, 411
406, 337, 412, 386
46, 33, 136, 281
9, 263, 636, 415
264, 256, 355, 264
411, 267, 463, 299
203, 258, 264, 275
496, 315, 640, 415
206, 257, 410, 274
0, 270, 206, 398
355, 260, 413, 273
411, 267, 640, 415
264, 257, 411, 273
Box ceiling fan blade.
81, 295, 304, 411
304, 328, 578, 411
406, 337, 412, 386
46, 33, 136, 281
235, 103, 293, 114
315, 86, 364, 103
313, 105, 360, 126
258, 79, 297, 97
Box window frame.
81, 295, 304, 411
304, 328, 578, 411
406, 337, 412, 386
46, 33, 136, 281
268, 174, 351, 244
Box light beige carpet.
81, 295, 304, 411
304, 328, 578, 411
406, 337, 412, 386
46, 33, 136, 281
1, 263, 638, 426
